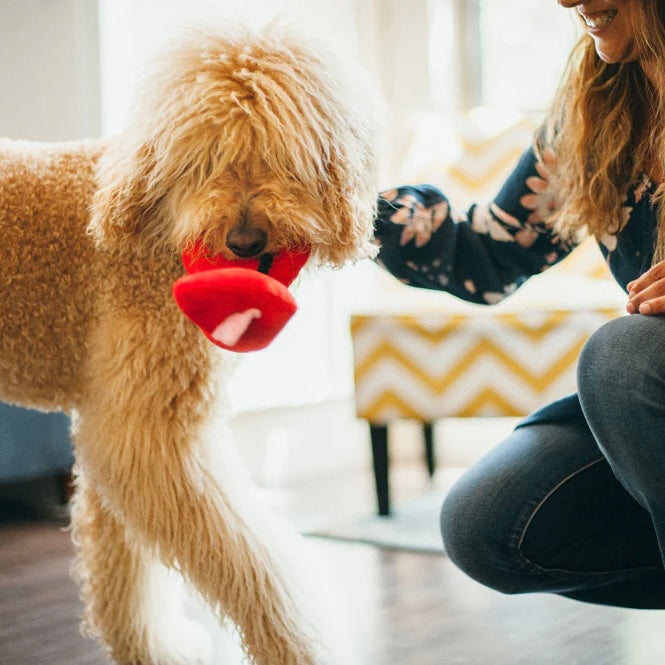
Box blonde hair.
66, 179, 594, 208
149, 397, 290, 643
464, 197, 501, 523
539, 0, 665, 261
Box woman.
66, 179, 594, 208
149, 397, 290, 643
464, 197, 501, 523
374, 0, 665, 608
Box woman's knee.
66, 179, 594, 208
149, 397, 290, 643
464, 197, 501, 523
578, 315, 665, 398
440, 471, 531, 595
578, 315, 665, 505
439, 421, 601, 596
578, 315, 665, 424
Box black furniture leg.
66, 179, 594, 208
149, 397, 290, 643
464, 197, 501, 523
56, 469, 74, 505
423, 422, 436, 478
370, 423, 390, 516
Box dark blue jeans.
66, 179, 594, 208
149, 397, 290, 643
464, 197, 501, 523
440, 314, 665, 609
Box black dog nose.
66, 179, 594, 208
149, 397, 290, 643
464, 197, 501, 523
225, 225, 267, 258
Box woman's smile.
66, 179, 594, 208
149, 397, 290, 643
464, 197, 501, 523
578, 7, 618, 32
570, 2, 641, 64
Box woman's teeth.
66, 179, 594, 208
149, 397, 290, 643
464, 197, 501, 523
583, 9, 618, 29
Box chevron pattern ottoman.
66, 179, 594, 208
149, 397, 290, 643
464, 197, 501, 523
351, 306, 624, 515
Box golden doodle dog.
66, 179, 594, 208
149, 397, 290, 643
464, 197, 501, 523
0, 25, 379, 665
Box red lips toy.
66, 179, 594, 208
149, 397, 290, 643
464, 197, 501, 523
172, 241, 310, 352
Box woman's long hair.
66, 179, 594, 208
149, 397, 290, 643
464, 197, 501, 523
539, 0, 665, 261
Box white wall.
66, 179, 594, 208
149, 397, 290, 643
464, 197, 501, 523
98, 0, 367, 136
0, 0, 100, 141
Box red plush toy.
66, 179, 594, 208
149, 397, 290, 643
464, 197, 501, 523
172, 242, 310, 352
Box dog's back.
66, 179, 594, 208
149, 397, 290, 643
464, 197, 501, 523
0, 139, 103, 411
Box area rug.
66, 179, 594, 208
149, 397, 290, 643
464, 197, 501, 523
303, 489, 446, 555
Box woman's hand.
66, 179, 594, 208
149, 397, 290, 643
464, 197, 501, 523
626, 260, 665, 314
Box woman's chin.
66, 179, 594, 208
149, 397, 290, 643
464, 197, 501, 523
593, 39, 639, 65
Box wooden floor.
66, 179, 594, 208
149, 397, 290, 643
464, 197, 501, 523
2, 470, 665, 665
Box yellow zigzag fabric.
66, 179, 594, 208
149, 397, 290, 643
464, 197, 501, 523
351, 309, 623, 423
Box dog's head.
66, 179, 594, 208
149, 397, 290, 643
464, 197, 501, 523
89, 25, 382, 267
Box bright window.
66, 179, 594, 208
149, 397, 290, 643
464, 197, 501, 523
428, 0, 578, 113
479, 0, 578, 112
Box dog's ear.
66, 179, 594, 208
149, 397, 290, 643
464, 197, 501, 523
298, 41, 384, 267
88, 140, 167, 254
316, 140, 379, 267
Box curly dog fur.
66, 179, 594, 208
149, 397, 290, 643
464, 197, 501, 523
0, 25, 379, 665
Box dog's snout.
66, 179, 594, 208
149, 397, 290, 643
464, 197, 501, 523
226, 224, 267, 258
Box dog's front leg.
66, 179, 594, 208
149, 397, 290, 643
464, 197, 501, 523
71, 468, 153, 665
71, 468, 214, 665
75, 310, 327, 665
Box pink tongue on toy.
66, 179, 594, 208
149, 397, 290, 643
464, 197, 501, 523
211, 308, 262, 347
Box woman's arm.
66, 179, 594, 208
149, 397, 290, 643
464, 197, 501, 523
374, 145, 577, 305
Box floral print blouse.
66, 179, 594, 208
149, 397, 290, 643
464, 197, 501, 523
374, 145, 659, 304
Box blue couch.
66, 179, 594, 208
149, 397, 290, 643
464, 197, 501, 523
0, 401, 73, 484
